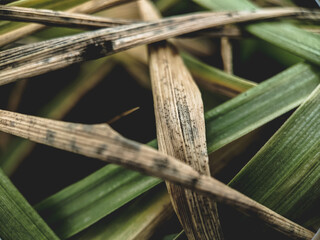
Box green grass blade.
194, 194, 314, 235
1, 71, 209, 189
193, 0, 256, 11
162, 231, 185, 240
182, 52, 256, 97
205, 62, 320, 153
0, 169, 59, 240
193, 0, 320, 66
35, 165, 162, 239
256, 39, 304, 67
229, 84, 320, 228
73, 186, 172, 240
0, 57, 114, 175
35, 61, 320, 238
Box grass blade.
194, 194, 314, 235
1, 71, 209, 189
312, 229, 320, 240
229, 84, 320, 231
0, 0, 90, 47
35, 165, 161, 239
0, 5, 136, 28
0, 0, 135, 47
182, 53, 256, 97
138, 1, 223, 239
0, 109, 314, 239
220, 35, 233, 74
0, 169, 59, 240
194, 0, 320, 66
1, 5, 319, 30
73, 186, 173, 240
205, 62, 320, 153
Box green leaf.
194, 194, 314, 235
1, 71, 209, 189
182, 52, 256, 97
193, 0, 320, 66
255, 40, 303, 67
193, 0, 256, 11
35, 165, 162, 239
0, 169, 59, 240
229, 84, 320, 229
205, 62, 320, 153
162, 231, 185, 240
73, 186, 171, 240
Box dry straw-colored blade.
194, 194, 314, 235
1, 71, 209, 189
65, 0, 136, 14
0, 109, 315, 239
220, 35, 233, 74
0, 0, 135, 47
0, 5, 136, 28
1, 7, 320, 86
312, 229, 320, 240
138, 1, 222, 239
1, 5, 319, 29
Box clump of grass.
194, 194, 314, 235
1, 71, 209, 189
0, 0, 319, 240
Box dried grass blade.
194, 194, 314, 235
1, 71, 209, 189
66, 0, 136, 14
0, 0, 135, 47
138, 1, 223, 239
2, 5, 318, 30
0, 5, 136, 28
0, 109, 314, 239
1, 7, 320, 86
182, 26, 243, 38
312, 229, 320, 240
220, 36, 233, 74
